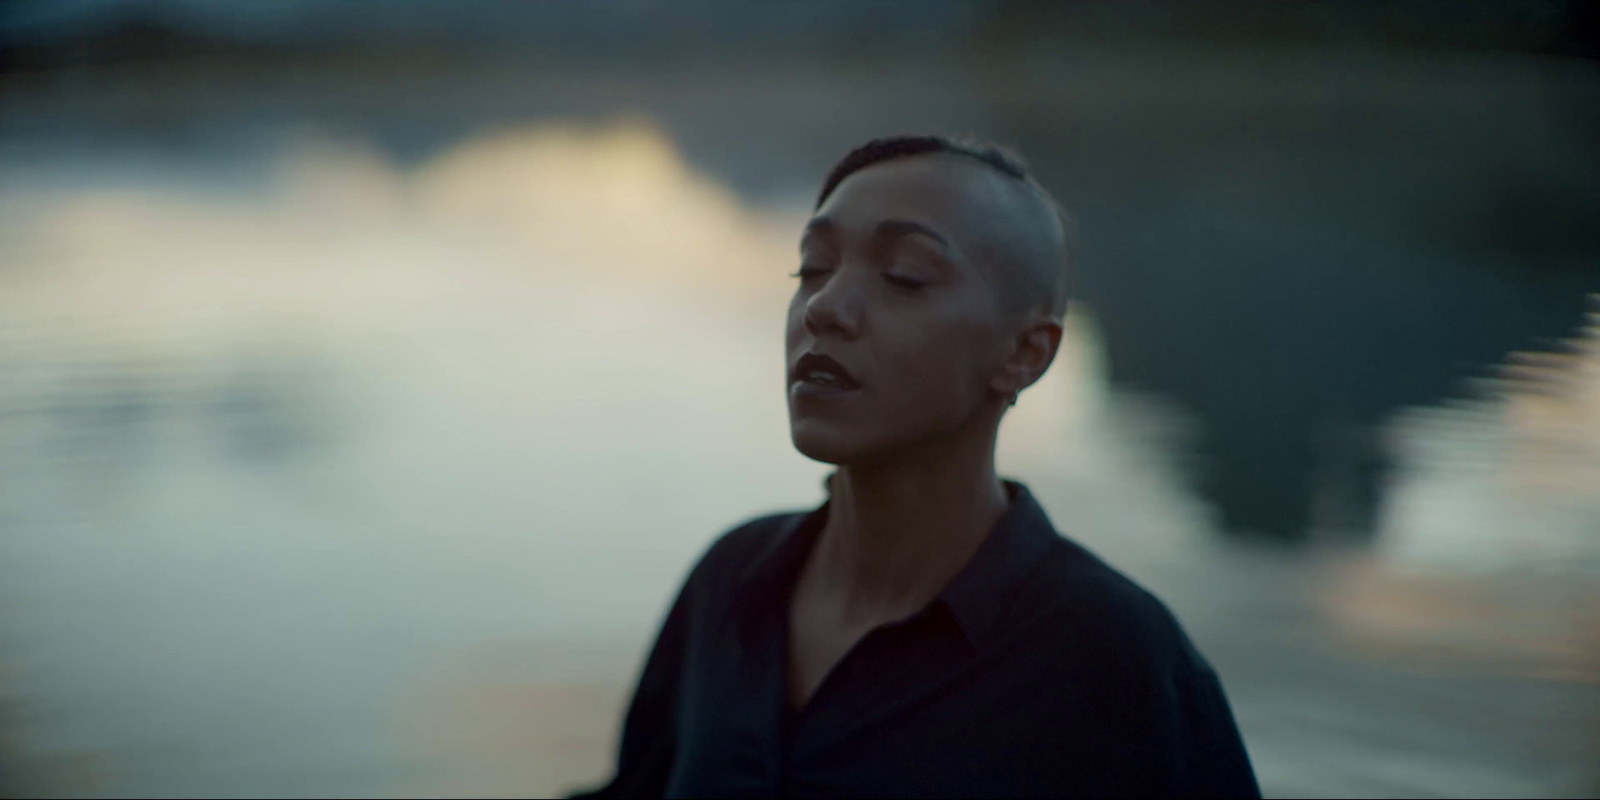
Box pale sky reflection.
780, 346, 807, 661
0, 120, 838, 796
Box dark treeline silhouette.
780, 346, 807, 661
1067, 206, 1596, 540
4, 0, 1598, 68
983, 36, 1600, 539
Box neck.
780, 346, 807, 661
812, 423, 1011, 622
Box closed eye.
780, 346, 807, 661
790, 266, 830, 280
883, 274, 927, 290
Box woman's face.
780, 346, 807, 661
785, 155, 1022, 466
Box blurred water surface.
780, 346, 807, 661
0, 50, 1597, 799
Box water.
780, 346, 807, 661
1, 59, 1597, 798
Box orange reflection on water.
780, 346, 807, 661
1500, 314, 1600, 501
1321, 304, 1600, 687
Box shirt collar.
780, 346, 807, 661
935, 480, 1059, 649
734, 476, 1060, 652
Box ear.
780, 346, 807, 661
990, 314, 1063, 398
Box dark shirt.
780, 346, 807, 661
573, 480, 1259, 798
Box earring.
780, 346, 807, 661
1008, 391, 1019, 407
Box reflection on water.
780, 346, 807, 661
0, 120, 1596, 798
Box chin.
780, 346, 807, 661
789, 419, 869, 465
790, 417, 922, 467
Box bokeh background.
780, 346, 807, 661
1, 1, 1597, 797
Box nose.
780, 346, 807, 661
802, 271, 864, 340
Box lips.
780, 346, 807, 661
791, 352, 861, 391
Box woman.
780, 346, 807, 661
573, 135, 1259, 798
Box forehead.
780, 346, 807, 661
810, 154, 1012, 250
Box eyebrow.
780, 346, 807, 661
800, 217, 834, 244
876, 219, 951, 251
801, 217, 952, 251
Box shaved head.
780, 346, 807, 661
815, 135, 1073, 319
787, 134, 1074, 464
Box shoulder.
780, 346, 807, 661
1015, 536, 1213, 684
1021, 542, 1259, 795
680, 508, 810, 590
1009, 541, 1259, 795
